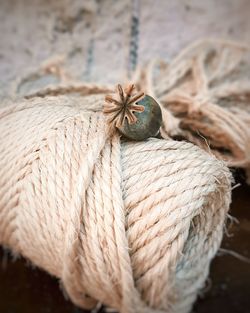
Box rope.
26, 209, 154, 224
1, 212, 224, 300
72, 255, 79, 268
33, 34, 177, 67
134, 39, 250, 172
0, 93, 231, 313
11, 39, 250, 176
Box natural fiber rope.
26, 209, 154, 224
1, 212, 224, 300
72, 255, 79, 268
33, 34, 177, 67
133, 39, 250, 174
10, 40, 250, 179
0, 93, 231, 313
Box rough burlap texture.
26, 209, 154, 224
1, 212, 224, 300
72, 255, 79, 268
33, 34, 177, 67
0, 94, 231, 313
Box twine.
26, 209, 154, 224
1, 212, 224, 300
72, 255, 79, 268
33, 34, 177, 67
10, 39, 250, 178
133, 39, 250, 176
0, 94, 231, 313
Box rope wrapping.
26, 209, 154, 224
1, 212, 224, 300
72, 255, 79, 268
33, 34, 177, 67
0, 95, 231, 313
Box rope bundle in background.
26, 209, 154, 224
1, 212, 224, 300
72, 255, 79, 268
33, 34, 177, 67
0, 94, 231, 313
134, 40, 250, 181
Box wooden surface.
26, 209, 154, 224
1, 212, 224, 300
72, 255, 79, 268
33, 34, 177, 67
0, 171, 249, 313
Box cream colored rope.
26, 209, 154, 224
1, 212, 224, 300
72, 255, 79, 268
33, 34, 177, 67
12, 40, 250, 175
135, 40, 250, 172
0, 94, 231, 313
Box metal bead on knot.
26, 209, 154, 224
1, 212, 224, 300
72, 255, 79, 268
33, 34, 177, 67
103, 84, 162, 141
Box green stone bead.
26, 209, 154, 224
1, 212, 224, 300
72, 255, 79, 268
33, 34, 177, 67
118, 95, 162, 141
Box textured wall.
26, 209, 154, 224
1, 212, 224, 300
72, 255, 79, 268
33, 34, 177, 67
0, 0, 249, 98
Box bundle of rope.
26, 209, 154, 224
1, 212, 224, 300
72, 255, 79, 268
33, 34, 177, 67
1, 39, 243, 313
133, 40, 250, 180
0, 94, 231, 313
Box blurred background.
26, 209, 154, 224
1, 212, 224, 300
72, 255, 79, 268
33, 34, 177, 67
1, 0, 250, 96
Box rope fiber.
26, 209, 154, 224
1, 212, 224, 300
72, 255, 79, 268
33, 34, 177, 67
0, 94, 231, 313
